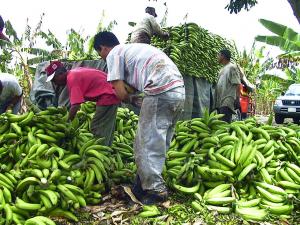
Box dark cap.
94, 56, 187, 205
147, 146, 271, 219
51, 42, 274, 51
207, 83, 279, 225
145, 7, 157, 17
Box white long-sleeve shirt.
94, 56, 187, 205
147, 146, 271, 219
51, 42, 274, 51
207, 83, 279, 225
130, 13, 165, 42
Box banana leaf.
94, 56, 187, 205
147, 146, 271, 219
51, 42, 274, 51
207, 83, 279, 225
259, 19, 300, 43
260, 74, 294, 91
261, 74, 294, 87
0, 39, 13, 48
279, 51, 300, 62
22, 47, 50, 56
27, 56, 45, 65
255, 35, 300, 52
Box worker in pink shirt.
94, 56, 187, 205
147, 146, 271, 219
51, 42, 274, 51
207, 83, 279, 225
45, 61, 120, 146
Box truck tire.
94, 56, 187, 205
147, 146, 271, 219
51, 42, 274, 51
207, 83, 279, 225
275, 114, 284, 124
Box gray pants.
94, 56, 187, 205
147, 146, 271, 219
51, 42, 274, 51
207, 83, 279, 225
130, 32, 151, 44
0, 98, 21, 114
91, 105, 118, 146
134, 87, 185, 192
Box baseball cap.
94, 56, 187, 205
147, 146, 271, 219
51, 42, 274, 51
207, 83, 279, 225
45, 61, 64, 82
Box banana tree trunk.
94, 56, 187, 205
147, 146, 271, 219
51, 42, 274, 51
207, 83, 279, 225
287, 0, 300, 25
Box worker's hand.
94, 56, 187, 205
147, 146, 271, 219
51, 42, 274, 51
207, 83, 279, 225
128, 94, 144, 108
6, 104, 13, 111
162, 32, 170, 40
234, 98, 240, 110
124, 82, 137, 94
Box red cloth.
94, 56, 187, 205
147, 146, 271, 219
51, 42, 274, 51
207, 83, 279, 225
240, 84, 248, 97
240, 96, 249, 113
67, 67, 120, 106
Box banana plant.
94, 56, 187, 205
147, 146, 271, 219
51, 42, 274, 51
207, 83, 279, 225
255, 19, 300, 52
0, 15, 49, 95
86, 10, 117, 58
237, 44, 273, 84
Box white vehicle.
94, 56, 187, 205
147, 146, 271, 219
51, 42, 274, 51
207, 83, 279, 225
273, 84, 300, 124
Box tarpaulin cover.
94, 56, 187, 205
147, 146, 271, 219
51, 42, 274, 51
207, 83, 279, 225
180, 76, 213, 120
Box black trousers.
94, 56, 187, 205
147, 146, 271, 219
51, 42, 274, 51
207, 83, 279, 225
218, 107, 233, 123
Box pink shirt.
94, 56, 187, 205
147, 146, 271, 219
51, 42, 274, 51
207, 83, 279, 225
67, 67, 120, 106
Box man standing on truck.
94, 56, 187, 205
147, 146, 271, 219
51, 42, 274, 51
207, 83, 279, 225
130, 7, 169, 44
93, 31, 185, 204
45, 61, 120, 146
0, 73, 23, 114
215, 49, 241, 123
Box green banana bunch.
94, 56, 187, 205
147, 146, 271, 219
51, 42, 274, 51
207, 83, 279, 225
138, 205, 161, 218
151, 23, 237, 82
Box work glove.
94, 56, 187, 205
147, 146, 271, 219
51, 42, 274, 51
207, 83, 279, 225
234, 98, 240, 110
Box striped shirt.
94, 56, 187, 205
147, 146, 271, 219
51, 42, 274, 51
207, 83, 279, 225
106, 44, 184, 95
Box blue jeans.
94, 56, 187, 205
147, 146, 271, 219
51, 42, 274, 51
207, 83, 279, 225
0, 98, 21, 114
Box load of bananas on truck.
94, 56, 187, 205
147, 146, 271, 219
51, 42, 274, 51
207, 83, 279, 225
151, 23, 237, 83
165, 110, 300, 221
0, 103, 138, 225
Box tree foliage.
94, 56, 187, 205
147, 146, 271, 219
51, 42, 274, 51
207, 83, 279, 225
226, 0, 300, 24
225, 0, 258, 14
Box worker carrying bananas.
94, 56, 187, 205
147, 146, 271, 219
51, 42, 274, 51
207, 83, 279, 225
44, 61, 120, 146
0, 73, 23, 114
215, 49, 241, 123
0, 16, 9, 42
93, 31, 185, 204
130, 7, 169, 44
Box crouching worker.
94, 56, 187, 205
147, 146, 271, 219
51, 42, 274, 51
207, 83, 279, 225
45, 61, 120, 146
0, 73, 22, 114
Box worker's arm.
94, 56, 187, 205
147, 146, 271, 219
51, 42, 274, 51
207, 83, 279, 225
230, 67, 241, 110
6, 79, 23, 111
111, 80, 143, 107
111, 80, 129, 101
68, 104, 81, 121
149, 16, 168, 38
6, 94, 22, 111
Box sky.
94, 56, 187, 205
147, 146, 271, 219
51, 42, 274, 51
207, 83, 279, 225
1, 0, 300, 54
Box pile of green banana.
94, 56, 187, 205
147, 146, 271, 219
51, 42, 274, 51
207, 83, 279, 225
151, 23, 237, 83
110, 108, 139, 184
78, 104, 139, 184
0, 104, 139, 224
112, 108, 138, 159
164, 110, 300, 221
